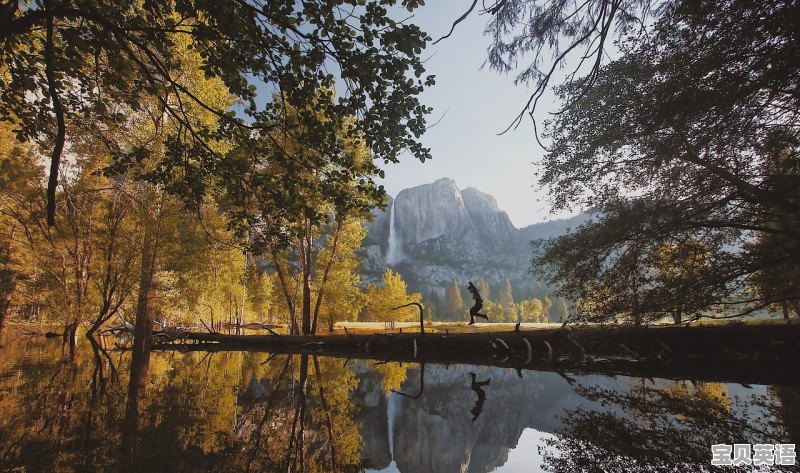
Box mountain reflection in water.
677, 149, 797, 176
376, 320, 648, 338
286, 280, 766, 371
0, 336, 796, 473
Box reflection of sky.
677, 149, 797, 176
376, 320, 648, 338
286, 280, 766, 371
496, 429, 556, 473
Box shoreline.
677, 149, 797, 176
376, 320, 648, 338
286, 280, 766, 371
146, 321, 800, 386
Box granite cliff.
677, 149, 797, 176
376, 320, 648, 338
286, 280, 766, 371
359, 178, 589, 295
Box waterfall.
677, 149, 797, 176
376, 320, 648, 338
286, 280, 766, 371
386, 393, 399, 470
387, 393, 397, 457
386, 199, 405, 265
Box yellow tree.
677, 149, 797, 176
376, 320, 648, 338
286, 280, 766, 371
109, 30, 232, 359
371, 361, 414, 393
244, 98, 383, 334
665, 381, 731, 422
5, 19, 233, 351
653, 240, 712, 324
482, 300, 506, 322
0, 120, 105, 350
154, 203, 245, 328
247, 266, 274, 324
60, 126, 146, 337
361, 269, 421, 322
0, 122, 41, 341
518, 299, 544, 323
313, 219, 367, 332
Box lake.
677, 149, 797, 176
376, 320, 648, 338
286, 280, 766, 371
0, 336, 797, 472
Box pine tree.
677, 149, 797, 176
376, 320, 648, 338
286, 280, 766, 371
444, 280, 465, 321
499, 276, 514, 308
427, 290, 443, 322
477, 279, 491, 302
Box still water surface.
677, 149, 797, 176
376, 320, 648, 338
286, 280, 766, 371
0, 336, 797, 472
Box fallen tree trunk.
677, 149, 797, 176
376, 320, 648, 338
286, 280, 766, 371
149, 322, 800, 386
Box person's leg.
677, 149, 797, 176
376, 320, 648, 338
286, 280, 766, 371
475, 301, 488, 319
469, 305, 477, 325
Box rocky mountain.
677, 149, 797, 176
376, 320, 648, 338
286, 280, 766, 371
359, 178, 589, 296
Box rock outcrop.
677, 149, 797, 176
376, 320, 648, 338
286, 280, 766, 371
360, 178, 590, 294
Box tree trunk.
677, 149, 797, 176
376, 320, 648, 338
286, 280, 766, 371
131, 222, 158, 385
64, 256, 84, 357
286, 354, 309, 469
121, 332, 151, 468
312, 220, 344, 334
301, 269, 311, 334
672, 308, 682, 325
0, 273, 16, 346
65, 220, 92, 358
301, 234, 312, 335
312, 354, 338, 469
63, 321, 79, 359
87, 300, 113, 337
272, 250, 298, 334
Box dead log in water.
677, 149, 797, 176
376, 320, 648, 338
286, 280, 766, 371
150, 323, 800, 386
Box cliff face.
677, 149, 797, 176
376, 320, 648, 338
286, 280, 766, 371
394, 178, 476, 247
352, 367, 392, 469
360, 178, 589, 293
461, 187, 517, 250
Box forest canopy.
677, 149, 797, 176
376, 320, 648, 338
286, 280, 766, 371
487, 0, 800, 323
0, 0, 433, 229
0, 0, 434, 339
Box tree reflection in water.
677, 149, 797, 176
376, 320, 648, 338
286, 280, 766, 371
540, 380, 797, 473
233, 353, 363, 472
0, 337, 124, 473
0, 339, 365, 473
0, 337, 797, 473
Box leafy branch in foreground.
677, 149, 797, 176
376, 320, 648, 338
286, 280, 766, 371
1, 0, 434, 226
438, 0, 654, 138
533, 0, 800, 324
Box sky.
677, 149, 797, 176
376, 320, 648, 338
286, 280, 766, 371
376, 3, 574, 228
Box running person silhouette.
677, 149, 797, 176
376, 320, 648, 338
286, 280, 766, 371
467, 281, 489, 325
